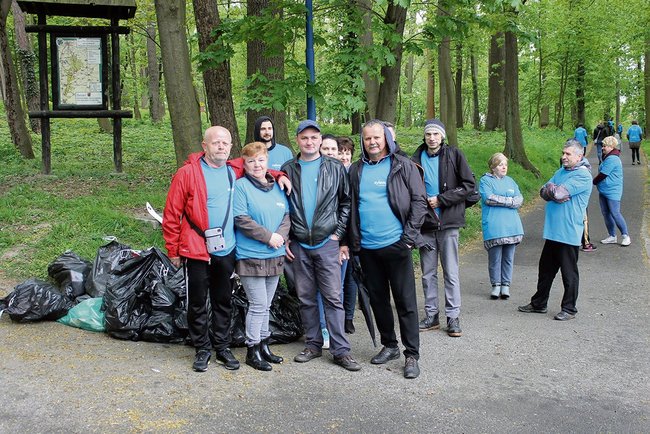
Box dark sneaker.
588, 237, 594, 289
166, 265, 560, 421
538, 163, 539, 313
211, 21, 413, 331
192, 350, 211, 372
333, 354, 361, 371
344, 319, 356, 334
404, 356, 420, 379
215, 348, 240, 370
418, 313, 440, 331
581, 243, 597, 252
554, 311, 576, 321
370, 346, 400, 364
293, 348, 322, 363
518, 303, 548, 314
446, 317, 462, 337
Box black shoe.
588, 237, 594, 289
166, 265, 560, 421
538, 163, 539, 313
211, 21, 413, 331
446, 317, 462, 337
418, 313, 440, 331
260, 339, 283, 364
345, 319, 356, 334
246, 345, 272, 371
294, 348, 322, 363
518, 303, 547, 314
215, 348, 240, 370
554, 311, 576, 321
333, 354, 361, 371
192, 349, 211, 372
404, 356, 420, 379
370, 346, 400, 365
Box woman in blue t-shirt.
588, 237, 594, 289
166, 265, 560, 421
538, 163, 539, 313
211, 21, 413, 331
479, 153, 524, 300
234, 142, 290, 371
594, 136, 630, 246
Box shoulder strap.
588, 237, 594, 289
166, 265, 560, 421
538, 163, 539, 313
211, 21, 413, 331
186, 165, 235, 239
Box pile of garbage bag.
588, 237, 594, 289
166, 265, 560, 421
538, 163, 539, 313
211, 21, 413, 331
0, 239, 303, 346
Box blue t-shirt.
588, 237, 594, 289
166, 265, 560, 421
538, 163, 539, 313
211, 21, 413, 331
359, 158, 403, 249
479, 174, 524, 241
268, 144, 293, 171
420, 152, 441, 216
597, 154, 623, 200
234, 177, 288, 260
297, 158, 328, 250
574, 127, 588, 146
628, 125, 643, 142
201, 159, 236, 256
542, 166, 592, 246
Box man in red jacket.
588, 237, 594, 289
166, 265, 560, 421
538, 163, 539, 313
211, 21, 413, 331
163, 126, 289, 372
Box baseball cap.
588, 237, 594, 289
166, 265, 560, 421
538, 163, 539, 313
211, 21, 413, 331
296, 120, 321, 135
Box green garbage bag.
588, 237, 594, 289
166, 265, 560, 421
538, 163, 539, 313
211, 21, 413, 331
57, 297, 105, 332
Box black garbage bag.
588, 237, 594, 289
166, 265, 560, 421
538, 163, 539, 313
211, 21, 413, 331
102, 247, 188, 343
47, 250, 92, 299
226, 280, 248, 347
268, 279, 303, 344
85, 240, 134, 298
0, 279, 73, 322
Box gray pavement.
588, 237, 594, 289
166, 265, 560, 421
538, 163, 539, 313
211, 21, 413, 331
1, 147, 649, 433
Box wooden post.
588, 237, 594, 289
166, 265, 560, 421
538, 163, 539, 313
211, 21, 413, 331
37, 13, 51, 174
111, 17, 122, 172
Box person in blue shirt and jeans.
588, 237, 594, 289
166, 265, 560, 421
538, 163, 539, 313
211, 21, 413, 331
626, 120, 643, 165
574, 123, 589, 155
519, 139, 592, 321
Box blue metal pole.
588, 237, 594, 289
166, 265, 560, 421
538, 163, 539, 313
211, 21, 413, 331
306, 0, 316, 120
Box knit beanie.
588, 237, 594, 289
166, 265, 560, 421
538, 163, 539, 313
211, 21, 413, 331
424, 119, 446, 139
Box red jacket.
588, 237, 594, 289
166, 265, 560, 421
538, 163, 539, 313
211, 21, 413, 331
162, 152, 285, 262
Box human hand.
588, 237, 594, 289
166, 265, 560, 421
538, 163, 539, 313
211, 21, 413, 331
285, 240, 295, 261
339, 245, 349, 265
428, 195, 439, 209
278, 176, 292, 195
268, 233, 284, 249
170, 257, 182, 268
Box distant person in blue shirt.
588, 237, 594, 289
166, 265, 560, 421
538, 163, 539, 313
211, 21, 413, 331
253, 116, 294, 171
617, 123, 623, 136
626, 120, 643, 165
593, 136, 630, 246
519, 139, 592, 321
574, 123, 589, 152
479, 153, 524, 300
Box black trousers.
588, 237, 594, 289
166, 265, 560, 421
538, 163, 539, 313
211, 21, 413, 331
185, 253, 236, 351
531, 240, 579, 315
360, 241, 419, 359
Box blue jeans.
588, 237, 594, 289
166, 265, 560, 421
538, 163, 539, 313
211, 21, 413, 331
487, 244, 517, 286
598, 194, 629, 237
239, 275, 280, 346
596, 142, 603, 163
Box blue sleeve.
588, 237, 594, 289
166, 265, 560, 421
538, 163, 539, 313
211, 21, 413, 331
479, 176, 492, 203
233, 181, 248, 217
562, 169, 592, 196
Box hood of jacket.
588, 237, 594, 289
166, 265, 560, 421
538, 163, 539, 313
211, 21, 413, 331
360, 122, 396, 162
253, 116, 276, 149
567, 156, 591, 172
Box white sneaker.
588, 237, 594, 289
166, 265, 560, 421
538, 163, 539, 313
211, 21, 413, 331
601, 236, 617, 244
621, 235, 631, 246
322, 328, 330, 350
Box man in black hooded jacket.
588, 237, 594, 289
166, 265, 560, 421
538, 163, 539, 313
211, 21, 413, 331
253, 116, 293, 170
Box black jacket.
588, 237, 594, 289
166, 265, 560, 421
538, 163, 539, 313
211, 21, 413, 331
411, 142, 475, 231
281, 155, 350, 246
347, 126, 427, 252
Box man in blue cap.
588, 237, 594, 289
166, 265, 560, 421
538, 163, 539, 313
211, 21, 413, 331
281, 120, 361, 371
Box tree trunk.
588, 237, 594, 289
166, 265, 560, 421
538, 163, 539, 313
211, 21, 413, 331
554, 50, 568, 130
155, 0, 202, 167
128, 33, 141, 120
0, 0, 34, 158
146, 22, 163, 123
485, 33, 505, 131
375, 1, 407, 123
427, 50, 435, 119
539, 105, 550, 128
11, 0, 39, 133
455, 42, 463, 128
437, 2, 456, 146
575, 58, 585, 127
357, 0, 377, 120
535, 31, 544, 128
615, 77, 620, 128
645, 36, 650, 137
404, 54, 414, 127
503, 27, 538, 176
470, 53, 480, 130
192, 0, 241, 154
245, 0, 289, 148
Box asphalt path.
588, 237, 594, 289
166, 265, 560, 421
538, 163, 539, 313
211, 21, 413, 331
1, 147, 649, 433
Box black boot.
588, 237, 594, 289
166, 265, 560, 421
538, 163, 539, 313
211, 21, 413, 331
246, 344, 272, 371
260, 338, 283, 364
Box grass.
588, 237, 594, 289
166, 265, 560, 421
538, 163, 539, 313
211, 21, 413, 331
0, 107, 572, 284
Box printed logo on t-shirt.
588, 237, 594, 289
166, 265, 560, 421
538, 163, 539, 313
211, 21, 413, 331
374, 180, 387, 187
